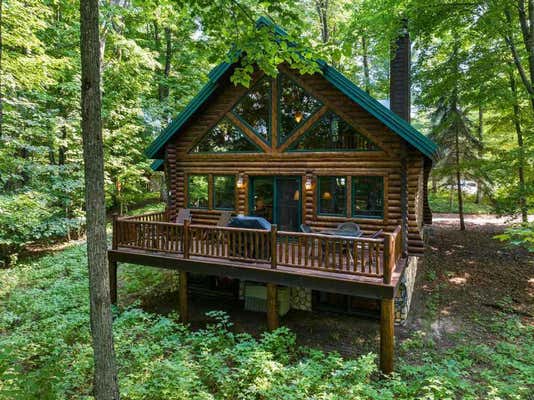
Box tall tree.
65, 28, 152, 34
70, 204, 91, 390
503, 0, 534, 112
80, 0, 120, 398
509, 70, 529, 222
0, 0, 3, 139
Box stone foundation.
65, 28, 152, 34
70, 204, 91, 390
394, 256, 419, 324
240, 281, 312, 312
289, 287, 312, 311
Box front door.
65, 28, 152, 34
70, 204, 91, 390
250, 176, 301, 231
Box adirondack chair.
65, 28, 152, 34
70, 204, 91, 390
175, 208, 191, 224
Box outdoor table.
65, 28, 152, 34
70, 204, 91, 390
316, 229, 362, 264
317, 229, 362, 238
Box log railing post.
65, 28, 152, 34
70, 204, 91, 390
183, 220, 190, 259
380, 297, 394, 375
383, 234, 392, 284
270, 224, 278, 269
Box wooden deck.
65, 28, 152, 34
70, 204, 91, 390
108, 211, 406, 374
110, 211, 404, 297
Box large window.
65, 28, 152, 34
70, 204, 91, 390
190, 118, 260, 153
317, 176, 346, 216
187, 175, 209, 208
278, 74, 322, 144
352, 176, 384, 218
213, 175, 236, 210
289, 111, 379, 152
232, 78, 271, 143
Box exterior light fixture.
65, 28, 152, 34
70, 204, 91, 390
322, 191, 332, 200
236, 173, 245, 189
305, 174, 313, 191
294, 110, 303, 123
293, 190, 300, 201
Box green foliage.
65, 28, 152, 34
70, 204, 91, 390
495, 223, 534, 252
0, 192, 84, 264
429, 191, 493, 214
1, 243, 533, 399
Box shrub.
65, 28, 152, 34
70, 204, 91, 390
0, 192, 84, 265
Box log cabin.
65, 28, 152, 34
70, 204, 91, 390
108, 17, 437, 374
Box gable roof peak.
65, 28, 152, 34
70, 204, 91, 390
146, 18, 437, 167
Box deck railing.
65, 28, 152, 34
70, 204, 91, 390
112, 213, 403, 284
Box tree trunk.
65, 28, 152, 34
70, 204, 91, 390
315, 0, 329, 43
0, 0, 3, 139
509, 70, 529, 223
504, 4, 534, 112
362, 36, 371, 94
455, 128, 465, 231
80, 1, 120, 399
58, 125, 67, 165
158, 27, 172, 102
475, 105, 483, 204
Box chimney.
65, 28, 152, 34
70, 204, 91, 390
389, 19, 411, 123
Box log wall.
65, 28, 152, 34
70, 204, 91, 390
163, 66, 426, 255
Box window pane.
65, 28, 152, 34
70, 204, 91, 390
190, 118, 260, 153
290, 111, 379, 151
318, 176, 346, 215
232, 78, 271, 143
279, 74, 322, 144
188, 175, 208, 208
353, 176, 384, 218
213, 175, 235, 210
251, 177, 274, 223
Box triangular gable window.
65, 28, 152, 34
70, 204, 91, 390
288, 111, 380, 152
232, 77, 271, 144
189, 118, 261, 153
278, 73, 322, 145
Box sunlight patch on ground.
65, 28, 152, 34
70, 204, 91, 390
449, 273, 470, 285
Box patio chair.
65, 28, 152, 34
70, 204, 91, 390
370, 229, 383, 239
175, 208, 192, 224
300, 224, 313, 233
217, 211, 233, 227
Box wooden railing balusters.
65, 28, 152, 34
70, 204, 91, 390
183, 220, 190, 259
111, 212, 402, 280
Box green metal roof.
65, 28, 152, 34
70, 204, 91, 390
151, 159, 164, 171
148, 16, 437, 170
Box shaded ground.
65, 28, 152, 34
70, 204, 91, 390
121, 214, 533, 359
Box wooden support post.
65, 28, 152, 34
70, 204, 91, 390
270, 224, 277, 269
179, 271, 189, 323
109, 260, 118, 305
380, 297, 394, 375
266, 283, 279, 331
112, 213, 119, 250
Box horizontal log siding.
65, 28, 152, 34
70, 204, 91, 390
165, 67, 426, 255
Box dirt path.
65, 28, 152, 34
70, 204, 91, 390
405, 217, 533, 347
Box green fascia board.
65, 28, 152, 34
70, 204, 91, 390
146, 16, 438, 163
151, 159, 164, 171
